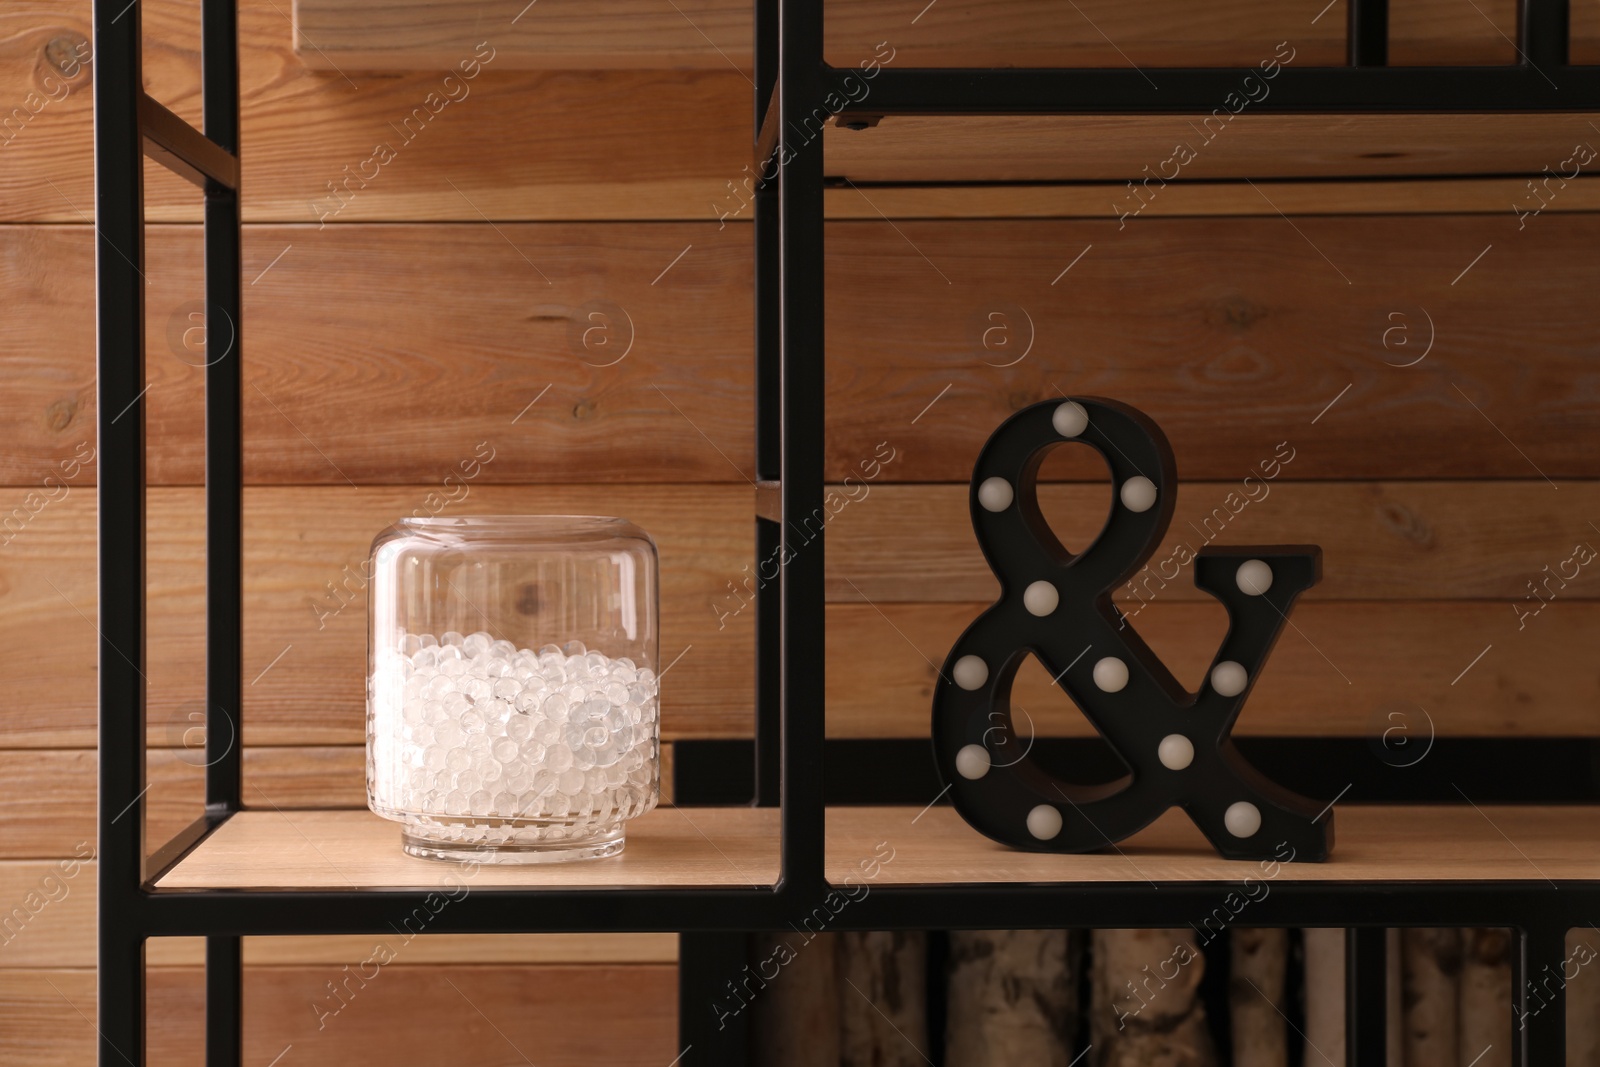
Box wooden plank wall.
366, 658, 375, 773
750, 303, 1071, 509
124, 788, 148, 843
4, 0, 1599, 1059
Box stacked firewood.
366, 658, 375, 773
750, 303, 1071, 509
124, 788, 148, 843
751, 927, 1600, 1065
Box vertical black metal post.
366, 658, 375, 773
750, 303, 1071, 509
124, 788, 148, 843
93, 0, 149, 1061
1347, 0, 1389, 66
1520, 0, 1569, 70
679, 933, 753, 1065
776, 0, 827, 897
1345, 926, 1387, 1063
752, 0, 783, 812
201, 3, 244, 1062
1512, 924, 1567, 1066
202, 0, 242, 818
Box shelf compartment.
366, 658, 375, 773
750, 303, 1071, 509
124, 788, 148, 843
156, 806, 780, 890
825, 805, 1600, 885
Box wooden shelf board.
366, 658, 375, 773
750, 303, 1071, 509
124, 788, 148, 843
157, 803, 1598, 891
156, 806, 779, 890
823, 114, 1600, 184
829, 805, 1600, 884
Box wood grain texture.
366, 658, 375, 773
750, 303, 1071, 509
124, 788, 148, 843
828, 600, 1600, 738
1, 0, 1589, 225
1090, 928, 1216, 1067
147, 802, 1600, 892
827, 481, 1600, 603
0, 223, 751, 486
1299, 929, 1345, 1067
1402, 928, 1461, 1067
837, 931, 929, 1067
1229, 929, 1288, 1067
4, 482, 1596, 747
157, 806, 779, 889
0, 965, 676, 1065
827, 113, 1600, 184
0, 1, 749, 223
1457, 928, 1511, 1067
820, 177, 1600, 220
1566, 928, 1600, 1064
752, 931, 840, 1067
828, 806, 1600, 885
944, 930, 1079, 1066
9, 215, 1600, 486
291, 0, 1520, 70
826, 215, 1600, 484
0, 486, 755, 747
0, 745, 674, 860
0, 860, 675, 966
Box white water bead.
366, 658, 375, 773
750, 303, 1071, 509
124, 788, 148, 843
977, 476, 1015, 512
1225, 801, 1262, 838
953, 655, 989, 691
1023, 580, 1060, 617
1027, 804, 1063, 840
1052, 401, 1089, 438
1093, 656, 1129, 693
1158, 734, 1194, 771
1120, 476, 1157, 513
1210, 660, 1249, 697
1236, 559, 1274, 596
955, 744, 991, 780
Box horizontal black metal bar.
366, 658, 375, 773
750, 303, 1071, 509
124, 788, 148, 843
137, 879, 1600, 937
827, 64, 1600, 116
144, 812, 230, 885
138, 93, 239, 190
675, 737, 1600, 807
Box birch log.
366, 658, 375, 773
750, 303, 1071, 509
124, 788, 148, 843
1230, 929, 1288, 1067
837, 931, 930, 1067
1301, 929, 1403, 1067
1566, 928, 1600, 1065
1090, 929, 1217, 1067
1458, 928, 1512, 1067
753, 931, 839, 1067
1402, 928, 1461, 1067
1302, 929, 1346, 1067
946, 930, 1080, 1066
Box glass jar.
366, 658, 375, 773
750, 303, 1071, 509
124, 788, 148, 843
367, 516, 660, 862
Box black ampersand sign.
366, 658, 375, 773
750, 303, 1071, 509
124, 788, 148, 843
932, 397, 1332, 861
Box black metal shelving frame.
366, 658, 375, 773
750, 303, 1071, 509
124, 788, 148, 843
91, 0, 1600, 1063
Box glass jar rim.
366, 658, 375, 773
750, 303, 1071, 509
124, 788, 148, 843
388, 514, 651, 544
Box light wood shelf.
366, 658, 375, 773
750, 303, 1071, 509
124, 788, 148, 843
156, 807, 781, 890
828, 805, 1600, 884
155, 803, 1600, 891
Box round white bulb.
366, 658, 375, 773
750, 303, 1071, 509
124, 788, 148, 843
1023, 580, 1060, 617
1224, 801, 1262, 838
1158, 734, 1194, 771
1093, 656, 1129, 693
955, 744, 991, 780
1027, 804, 1063, 840
1236, 559, 1273, 596
1052, 401, 1089, 438
1210, 660, 1248, 697
952, 655, 989, 691
977, 477, 1014, 512
1120, 476, 1157, 513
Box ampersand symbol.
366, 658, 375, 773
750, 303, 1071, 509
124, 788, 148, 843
932, 397, 1332, 861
